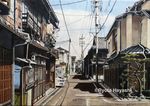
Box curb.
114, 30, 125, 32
98, 82, 121, 100
90, 77, 121, 100
34, 88, 60, 106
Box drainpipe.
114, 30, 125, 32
12, 42, 28, 105
14, 0, 16, 30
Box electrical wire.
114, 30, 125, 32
52, 0, 87, 6
59, 0, 80, 58
83, 36, 94, 52
79, 0, 89, 34
59, 14, 91, 28
60, 28, 95, 31
71, 44, 80, 57
97, 0, 117, 34
89, 14, 94, 33
55, 12, 90, 16
59, 0, 71, 40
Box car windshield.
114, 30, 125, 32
56, 68, 64, 78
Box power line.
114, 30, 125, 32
60, 28, 95, 31
83, 36, 94, 52
52, 0, 87, 6
97, 0, 117, 34
89, 14, 94, 33
71, 44, 80, 57
55, 12, 90, 16
59, 14, 91, 28
59, 0, 71, 40
59, 0, 71, 75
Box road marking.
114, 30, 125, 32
75, 93, 103, 97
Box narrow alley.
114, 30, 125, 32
45, 74, 150, 106
1, 0, 150, 106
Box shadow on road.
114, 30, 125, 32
74, 82, 96, 93
72, 75, 112, 97
72, 75, 88, 80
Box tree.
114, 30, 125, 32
121, 53, 150, 99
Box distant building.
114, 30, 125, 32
56, 47, 69, 76
84, 37, 108, 79
71, 56, 76, 74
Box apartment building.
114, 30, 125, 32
104, 0, 150, 97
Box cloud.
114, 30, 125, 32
54, 9, 115, 59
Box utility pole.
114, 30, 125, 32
93, 0, 101, 84
67, 39, 71, 76
14, 0, 16, 30
79, 35, 85, 75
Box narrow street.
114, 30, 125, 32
45, 74, 150, 106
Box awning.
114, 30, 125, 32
16, 57, 37, 65
34, 54, 49, 59
30, 40, 49, 52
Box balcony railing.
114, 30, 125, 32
22, 12, 41, 36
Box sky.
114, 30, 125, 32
49, 0, 139, 60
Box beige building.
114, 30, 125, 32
56, 47, 69, 76
106, 0, 150, 57
104, 0, 150, 97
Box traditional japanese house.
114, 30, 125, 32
84, 37, 108, 79
104, 0, 150, 97
20, 0, 59, 105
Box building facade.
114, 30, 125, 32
84, 37, 108, 79
104, 0, 150, 97
56, 47, 69, 76
0, 0, 59, 105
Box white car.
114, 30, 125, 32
55, 67, 65, 87
55, 77, 65, 87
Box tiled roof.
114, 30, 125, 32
142, 10, 150, 18
120, 44, 150, 54
107, 44, 150, 62
57, 47, 69, 53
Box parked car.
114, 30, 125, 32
55, 67, 65, 87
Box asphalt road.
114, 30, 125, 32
46, 74, 150, 106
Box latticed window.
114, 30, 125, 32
0, 47, 12, 104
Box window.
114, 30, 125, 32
115, 34, 117, 50
108, 42, 110, 52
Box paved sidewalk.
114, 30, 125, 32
34, 88, 60, 106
